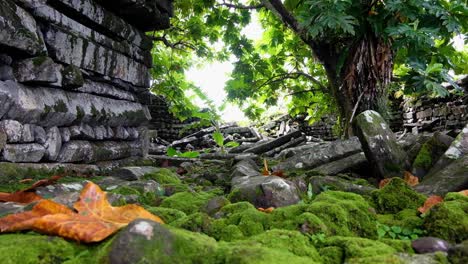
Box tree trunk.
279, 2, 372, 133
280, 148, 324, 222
331, 35, 393, 137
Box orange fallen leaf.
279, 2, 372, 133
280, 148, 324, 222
257, 207, 274, 213
271, 170, 285, 178
418, 195, 444, 214
458, 190, 468, 196
379, 178, 391, 188
0, 191, 43, 204
262, 159, 270, 176
404, 171, 419, 187
0, 182, 164, 242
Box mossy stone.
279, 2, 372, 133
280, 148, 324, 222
323, 236, 396, 260
319, 246, 344, 264
171, 212, 213, 233
143, 168, 181, 184
424, 195, 468, 243
159, 189, 222, 215
145, 207, 187, 224
371, 178, 426, 214
376, 209, 423, 231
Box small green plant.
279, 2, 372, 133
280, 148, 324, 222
377, 223, 424, 240
166, 147, 200, 158
212, 122, 239, 153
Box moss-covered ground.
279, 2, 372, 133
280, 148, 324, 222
0, 163, 465, 263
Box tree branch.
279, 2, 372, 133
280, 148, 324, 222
152, 36, 197, 50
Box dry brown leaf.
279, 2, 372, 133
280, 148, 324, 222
0, 191, 43, 204
404, 171, 419, 187
0, 182, 164, 242
379, 178, 391, 189
459, 190, 468, 196
418, 195, 444, 214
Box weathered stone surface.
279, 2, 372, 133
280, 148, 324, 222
2, 143, 45, 162
43, 25, 150, 87
415, 154, 468, 195
0, 65, 15, 81
115, 126, 130, 140
309, 176, 376, 196
448, 240, 468, 264
0, 81, 151, 127
231, 159, 260, 178
230, 175, 301, 208
61, 65, 84, 88
59, 127, 71, 142
429, 124, 468, 175
77, 80, 136, 101
354, 110, 409, 178
0, 0, 46, 55
57, 140, 143, 163
313, 152, 367, 175
0, 120, 23, 143
14, 56, 62, 84
273, 137, 362, 171
244, 130, 302, 154
21, 124, 35, 143
44, 127, 62, 161
94, 125, 106, 140
411, 132, 453, 178
111, 166, 161, 181
0, 54, 12, 65
412, 237, 451, 254
33, 125, 46, 144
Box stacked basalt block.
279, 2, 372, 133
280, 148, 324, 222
0, 0, 172, 163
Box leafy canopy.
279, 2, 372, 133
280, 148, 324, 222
149, 0, 467, 122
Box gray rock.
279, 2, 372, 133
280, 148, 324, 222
94, 126, 106, 140
106, 126, 115, 139
115, 126, 130, 140
33, 125, 46, 144
78, 124, 95, 140
57, 140, 93, 163
411, 132, 453, 178
0, 120, 23, 143
127, 127, 139, 140
21, 124, 35, 143
273, 137, 362, 171
354, 110, 409, 178
244, 130, 303, 154
0, 128, 6, 151
415, 155, 468, 195
412, 237, 451, 254
0, 54, 12, 66
230, 175, 301, 208
14, 56, 62, 84
123, 180, 163, 195
107, 219, 217, 264
58, 140, 143, 163
313, 152, 367, 175
429, 124, 468, 175
309, 176, 376, 196
448, 240, 468, 264
0, 65, 15, 81
44, 127, 62, 161
396, 252, 449, 264
36, 181, 86, 207
77, 80, 136, 101
61, 65, 84, 88
231, 159, 260, 178
3, 143, 45, 162
202, 196, 230, 216
0, 80, 151, 127
138, 126, 149, 158
0, 0, 46, 55
111, 166, 161, 181
0, 202, 30, 217
60, 127, 71, 142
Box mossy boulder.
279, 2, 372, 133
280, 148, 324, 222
145, 207, 187, 224
0, 233, 83, 264
376, 209, 424, 231
323, 236, 397, 263
424, 194, 468, 243
371, 178, 426, 214
143, 168, 181, 184
159, 189, 222, 215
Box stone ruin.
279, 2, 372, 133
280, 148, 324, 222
0, 0, 172, 164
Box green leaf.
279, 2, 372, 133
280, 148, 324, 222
391, 226, 402, 234
225, 141, 240, 148
179, 151, 200, 158
377, 228, 387, 239
212, 131, 224, 147
166, 147, 178, 157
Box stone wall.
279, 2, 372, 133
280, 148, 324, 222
401, 77, 468, 134
0, 0, 172, 163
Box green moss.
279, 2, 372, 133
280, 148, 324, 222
306, 191, 378, 238
145, 207, 187, 224
379, 239, 414, 253
32, 56, 47, 66
445, 192, 468, 202
413, 142, 433, 170
171, 212, 213, 233
143, 168, 181, 184
247, 229, 322, 262
75, 106, 85, 121
376, 209, 423, 231
371, 178, 426, 214
0, 233, 83, 264
424, 195, 468, 243
319, 246, 344, 264
323, 236, 396, 261
0, 163, 57, 192
160, 189, 222, 215
53, 100, 68, 113
110, 186, 140, 196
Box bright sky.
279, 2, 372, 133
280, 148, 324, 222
186, 13, 263, 122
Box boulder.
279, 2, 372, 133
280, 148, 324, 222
411, 132, 454, 178
230, 175, 301, 208
111, 166, 161, 181
412, 237, 451, 254
354, 110, 409, 178
57, 140, 143, 163
60, 127, 71, 142
21, 124, 35, 143
0, 0, 46, 55
61, 65, 84, 88
0, 65, 14, 81
313, 152, 367, 175
13, 56, 62, 84
244, 130, 303, 154
448, 240, 468, 264
429, 124, 468, 175
0, 120, 23, 143
273, 137, 362, 171
415, 155, 468, 195
33, 125, 46, 144
309, 176, 376, 196
2, 143, 45, 162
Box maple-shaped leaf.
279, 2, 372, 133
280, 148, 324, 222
404, 171, 419, 187
418, 195, 444, 214
0, 182, 164, 243
73, 182, 164, 228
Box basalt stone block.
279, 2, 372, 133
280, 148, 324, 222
0, 120, 23, 143
21, 124, 35, 143
60, 127, 71, 142
61, 65, 84, 88
14, 56, 63, 84
58, 140, 143, 163
354, 110, 409, 178
43, 25, 150, 87
0, 0, 46, 55
77, 80, 136, 101
33, 125, 46, 144
0, 65, 15, 81
3, 143, 45, 162
0, 81, 151, 127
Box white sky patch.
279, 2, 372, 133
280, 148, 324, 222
186, 12, 262, 122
